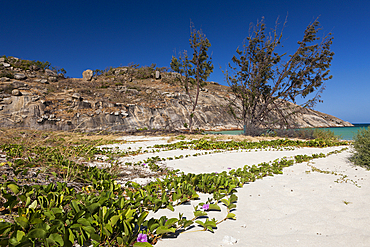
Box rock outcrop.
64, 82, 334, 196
82, 69, 93, 81
0, 82, 352, 132
0, 56, 353, 132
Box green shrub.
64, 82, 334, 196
259, 128, 340, 141
0, 71, 14, 79
313, 128, 341, 141
136, 66, 154, 79
350, 127, 370, 170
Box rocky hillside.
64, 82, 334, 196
0, 56, 353, 132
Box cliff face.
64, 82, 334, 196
0, 58, 353, 132
0, 88, 242, 132
0, 83, 352, 132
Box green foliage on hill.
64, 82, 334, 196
0, 55, 66, 76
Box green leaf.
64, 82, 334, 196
102, 226, 111, 236
165, 218, 178, 227
29, 200, 37, 210
34, 222, 50, 231
193, 210, 207, 217
149, 223, 159, 232
68, 229, 75, 244
70, 223, 82, 229
195, 220, 205, 227
206, 226, 214, 233
71, 200, 79, 213
133, 242, 153, 247
46, 237, 57, 246
190, 193, 199, 200
16, 230, 25, 242
63, 228, 74, 247
9, 237, 19, 246
29, 217, 43, 225
227, 213, 236, 220
82, 226, 95, 234
117, 237, 123, 245
15, 216, 29, 229
0, 222, 12, 234
229, 194, 238, 203
183, 220, 193, 228
26, 228, 47, 239
25, 196, 31, 207
221, 199, 229, 206
49, 233, 64, 246
90, 232, 100, 242
180, 196, 188, 203
172, 192, 182, 201
137, 211, 149, 226
123, 221, 132, 236
204, 220, 216, 228
102, 206, 108, 219
166, 204, 174, 211
208, 204, 221, 211
44, 210, 54, 220
87, 203, 100, 214
156, 226, 176, 235
77, 218, 91, 226
7, 183, 19, 194
51, 207, 63, 215
73, 210, 85, 221
109, 215, 120, 226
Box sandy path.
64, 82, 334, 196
148, 149, 370, 247
102, 137, 370, 246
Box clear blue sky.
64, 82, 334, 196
1, 0, 369, 123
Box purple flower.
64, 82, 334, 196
202, 204, 210, 210
142, 163, 147, 166
137, 233, 148, 242
227, 167, 231, 170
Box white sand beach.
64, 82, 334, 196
109, 136, 370, 246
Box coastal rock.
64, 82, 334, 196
82, 69, 93, 81
0, 77, 10, 82
14, 73, 27, 80
0, 59, 353, 133
11, 89, 21, 96
45, 69, 56, 76
126, 89, 139, 95
1, 98, 12, 104
11, 81, 28, 89
48, 76, 57, 82
0, 88, 353, 132
72, 93, 82, 101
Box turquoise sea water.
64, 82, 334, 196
320, 124, 370, 140
207, 124, 370, 140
